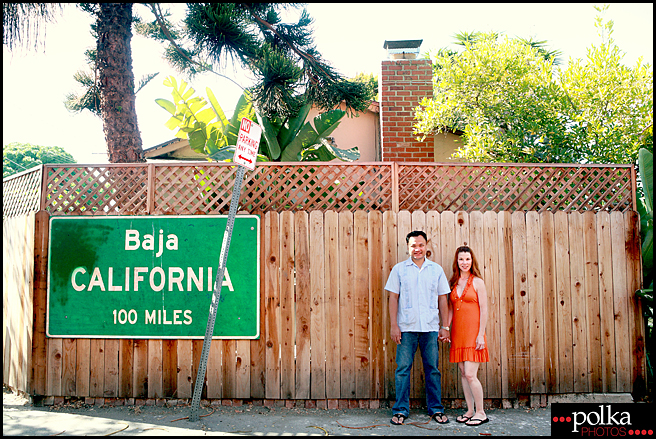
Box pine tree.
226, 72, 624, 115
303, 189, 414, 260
146, 4, 373, 120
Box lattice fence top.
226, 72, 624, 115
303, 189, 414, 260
2, 162, 636, 218
398, 163, 635, 213
3, 166, 42, 219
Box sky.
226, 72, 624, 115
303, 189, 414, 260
3, 3, 653, 166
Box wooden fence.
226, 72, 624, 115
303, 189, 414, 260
3, 161, 645, 402
7, 209, 644, 402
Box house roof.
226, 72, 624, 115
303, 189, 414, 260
143, 138, 184, 155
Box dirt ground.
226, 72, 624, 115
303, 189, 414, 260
4, 385, 552, 436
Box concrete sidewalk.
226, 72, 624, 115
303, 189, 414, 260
4, 387, 551, 436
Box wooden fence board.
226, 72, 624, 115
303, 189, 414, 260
426, 211, 441, 266
569, 213, 589, 392
294, 212, 311, 399
339, 211, 355, 399
511, 212, 530, 394
3, 215, 31, 392
354, 210, 371, 398
382, 211, 397, 399
61, 339, 76, 397
31, 210, 49, 396
175, 339, 192, 399
625, 211, 646, 395
554, 212, 573, 393
583, 211, 603, 392
221, 340, 236, 398
439, 211, 458, 399
309, 211, 326, 399
75, 339, 90, 397
162, 340, 175, 398
470, 211, 487, 394
596, 212, 616, 392
526, 211, 546, 394
368, 211, 385, 398
146, 340, 162, 399
235, 340, 250, 398
324, 210, 341, 399
3, 218, 16, 387
540, 212, 559, 393
264, 211, 281, 399
610, 212, 631, 392
87, 339, 103, 398
483, 211, 501, 398
498, 211, 515, 398
118, 340, 133, 398
46, 338, 63, 397
104, 339, 119, 398
250, 211, 266, 400
279, 211, 295, 399
206, 341, 222, 399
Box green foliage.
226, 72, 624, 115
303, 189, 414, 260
156, 75, 359, 163
146, 3, 374, 119
351, 72, 378, 102
415, 7, 653, 165
637, 148, 653, 290
3, 3, 65, 52
559, 29, 653, 164
65, 47, 159, 118
636, 147, 654, 402
416, 33, 572, 163
3, 142, 76, 178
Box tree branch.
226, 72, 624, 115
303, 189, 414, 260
147, 3, 246, 91
243, 4, 333, 84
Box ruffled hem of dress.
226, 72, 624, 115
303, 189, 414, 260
449, 347, 489, 363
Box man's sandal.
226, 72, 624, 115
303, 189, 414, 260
390, 413, 407, 425
432, 412, 450, 424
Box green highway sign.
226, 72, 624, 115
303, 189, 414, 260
47, 215, 260, 339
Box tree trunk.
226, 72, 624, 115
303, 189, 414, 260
97, 3, 144, 163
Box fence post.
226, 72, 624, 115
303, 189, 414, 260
630, 165, 637, 212
147, 163, 155, 214
39, 165, 47, 211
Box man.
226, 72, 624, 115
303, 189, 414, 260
385, 230, 451, 425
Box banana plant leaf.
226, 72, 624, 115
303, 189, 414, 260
299, 137, 360, 162
278, 102, 312, 148
256, 112, 281, 160
226, 93, 255, 146
280, 109, 346, 161
639, 148, 653, 214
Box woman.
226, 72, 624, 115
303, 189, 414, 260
447, 245, 490, 426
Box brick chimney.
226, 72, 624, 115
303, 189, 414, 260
380, 40, 434, 162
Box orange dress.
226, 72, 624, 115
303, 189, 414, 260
449, 274, 489, 363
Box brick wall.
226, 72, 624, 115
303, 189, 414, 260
380, 59, 434, 162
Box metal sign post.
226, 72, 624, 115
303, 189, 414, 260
189, 118, 260, 422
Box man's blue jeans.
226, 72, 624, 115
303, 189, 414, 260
392, 331, 444, 417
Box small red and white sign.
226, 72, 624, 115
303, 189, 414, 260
233, 117, 262, 170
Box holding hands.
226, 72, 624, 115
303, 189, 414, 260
438, 327, 450, 343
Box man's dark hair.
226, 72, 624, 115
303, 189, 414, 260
406, 230, 427, 243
